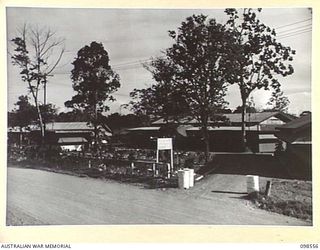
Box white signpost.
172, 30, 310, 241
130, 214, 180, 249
156, 138, 173, 177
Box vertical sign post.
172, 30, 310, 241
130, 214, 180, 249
157, 138, 173, 177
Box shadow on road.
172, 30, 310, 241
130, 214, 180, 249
211, 190, 248, 195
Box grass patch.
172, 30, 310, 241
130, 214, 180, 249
248, 191, 312, 221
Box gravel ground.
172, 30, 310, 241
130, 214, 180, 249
6, 205, 45, 226
7, 165, 310, 225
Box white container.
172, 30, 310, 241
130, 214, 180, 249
177, 170, 184, 189
188, 168, 194, 187
246, 175, 259, 193
178, 169, 190, 189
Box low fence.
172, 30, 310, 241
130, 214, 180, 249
7, 146, 174, 179
8, 145, 218, 180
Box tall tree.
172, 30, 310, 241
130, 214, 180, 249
233, 96, 257, 113
225, 8, 295, 150
266, 87, 290, 112
9, 95, 37, 128
10, 24, 65, 141
105, 113, 149, 131
56, 109, 91, 122
40, 103, 58, 123
65, 41, 120, 148
126, 57, 190, 122
127, 85, 166, 119
128, 83, 189, 122
8, 95, 58, 128
135, 15, 236, 162
233, 105, 257, 114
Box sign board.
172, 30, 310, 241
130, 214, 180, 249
157, 138, 173, 150
156, 138, 174, 177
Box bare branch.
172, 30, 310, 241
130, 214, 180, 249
46, 47, 65, 75
10, 23, 65, 139
39, 29, 56, 54
40, 39, 64, 58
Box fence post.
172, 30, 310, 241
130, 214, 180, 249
153, 163, 156, 177
265, 180, 272, 196
167, 163, 171, 179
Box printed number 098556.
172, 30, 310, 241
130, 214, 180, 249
300, 244, 319, 248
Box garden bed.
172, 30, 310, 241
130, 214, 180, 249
7, 157, 179, 189
7, 145, 210, 189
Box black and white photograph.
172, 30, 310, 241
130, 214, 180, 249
6, 7, 312, 226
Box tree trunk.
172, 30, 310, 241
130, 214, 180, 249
241, 97, 247, 152
28, 80, 45, 144
202, 125, 210, 164
35, 101, 45, 142
93, 91, 98, 155
204, 134, 210, 164
19, 128, 23, 148
35, 101, 45, 159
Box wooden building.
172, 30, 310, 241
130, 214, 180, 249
275, 114, 311, 179
8, 122, 112, 151
125, 112, 295, 153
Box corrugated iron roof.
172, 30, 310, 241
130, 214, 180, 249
45, 122, 112, 134
8, 126, 30, 133
58, 137, 88, 144
277, 114, 311, 130
152, 112, 282, 125
7, 125, 38, 133
8, 122, 112, 136
127, 127, 161, 131
46, 122, 92, 131
223, 112, 279, 123
187, 126, 259, 131
152, 117, 193, 125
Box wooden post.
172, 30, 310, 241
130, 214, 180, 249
156, 150, 159, 163
152, 163, 156, 177
170, 148, 174, 174
265, 180, 272, 196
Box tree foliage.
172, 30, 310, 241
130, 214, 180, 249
130, 15, 237, 161
224, 8, 295, 149
266, 87, 290, 112
163, 15, 236, 120
8, 95, 57, 128
233, 105, 257, 114
9, 95, 37, 127
105, 113, 149, 131
233, 96, 257, 113
65, 41, 120, 114
40, 103, 58, 123
65, 41, 120, 148
56, 109, 91, 122
128, 70, 189, 121
300, 111, 311, 117
11, 24, 65, 139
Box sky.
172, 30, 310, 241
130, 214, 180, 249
6, 7, 312, 116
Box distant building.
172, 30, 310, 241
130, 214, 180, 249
7, 125, 36, 147
125, 111, 296, 152
8, 122, 112, 151
275, 114, 311, 179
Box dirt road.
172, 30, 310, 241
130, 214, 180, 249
6, 166, 310, 225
